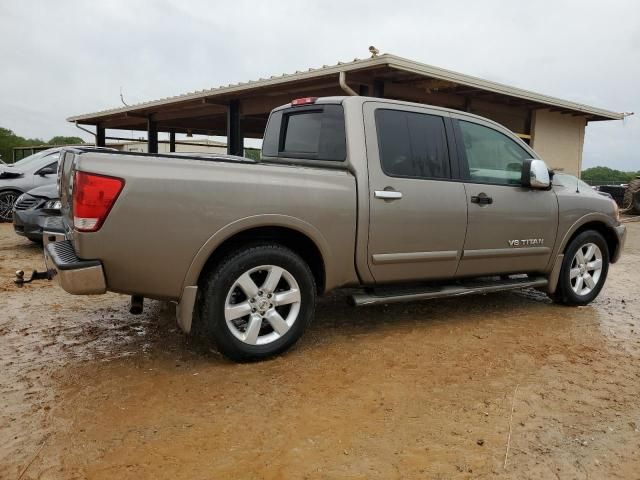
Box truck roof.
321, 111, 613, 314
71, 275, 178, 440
277, 95, 518, 132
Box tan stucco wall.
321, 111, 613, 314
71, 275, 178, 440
531, 109, 586, 176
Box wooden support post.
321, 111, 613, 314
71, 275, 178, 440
372, 79, 385, 98
227, 99, 243, 156
169, 129, 176, 152
147, 118, 158, 154
96, 124, 106, 147
464, 97, 472, 113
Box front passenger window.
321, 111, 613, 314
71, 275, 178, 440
459, 121, 530, 186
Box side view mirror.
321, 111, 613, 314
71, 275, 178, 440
521, 159, 551, 189
37, 167, 56, 176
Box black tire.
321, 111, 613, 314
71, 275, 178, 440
551, 230, 609, 306
195, 243, 316, 362
0, 190, 21, 222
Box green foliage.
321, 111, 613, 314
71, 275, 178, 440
243, 148, 261, 160
47, 136, 85, 146
581, 166, 640, 185
0, 127, 86, 164
0, 127, 43, 164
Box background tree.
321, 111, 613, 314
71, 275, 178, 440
0, 127, 43, 163
47, 136, 85, 146
0, 127, 86, 163
581, 166, 639, 185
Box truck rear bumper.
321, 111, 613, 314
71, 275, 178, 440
44, 239, 107, 295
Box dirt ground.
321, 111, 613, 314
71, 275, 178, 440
1, 222, 639, 480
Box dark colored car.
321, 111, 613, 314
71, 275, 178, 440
13, 184, 61, 242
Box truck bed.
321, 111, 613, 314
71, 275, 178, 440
59, 149, 359, 300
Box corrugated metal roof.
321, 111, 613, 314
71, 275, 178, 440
68, 53, 624, 122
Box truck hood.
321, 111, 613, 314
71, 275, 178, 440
553, 174, 619, 221
26, 183, 58, 199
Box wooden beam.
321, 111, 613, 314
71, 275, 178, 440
227, 99, 243, 156
153, 103, 226, 122
125, 111, 151, 119
202, 97, 228, 106
169, 129, 176, 152
147, 118, 158, 154
96, 124, 106, 147
373, 79, 385, 98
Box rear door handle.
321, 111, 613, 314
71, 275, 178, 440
374, 190, 403, 200
470, 193, 493, 205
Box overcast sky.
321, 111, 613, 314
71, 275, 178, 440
1, 0, 638, 170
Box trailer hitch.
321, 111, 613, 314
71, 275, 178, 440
14, 269, 52, 286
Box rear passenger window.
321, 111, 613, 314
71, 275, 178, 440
375, 109, 450, 179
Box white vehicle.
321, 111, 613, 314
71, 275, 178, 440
0, 148, 61, 221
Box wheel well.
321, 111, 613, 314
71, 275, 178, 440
565, 221, 619, 261
199, 226, 326, 293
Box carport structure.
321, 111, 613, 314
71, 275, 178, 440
68, 53, 625, 175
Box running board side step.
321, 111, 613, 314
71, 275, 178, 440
350, 277, 548, 307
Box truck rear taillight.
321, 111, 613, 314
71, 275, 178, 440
291, 97, 318, 106
73, 171, 124, 232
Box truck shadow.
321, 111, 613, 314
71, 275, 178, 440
184, 287, 560, 362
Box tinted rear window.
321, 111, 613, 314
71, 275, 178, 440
375, 109, 450, 179
284, 112, 322, 153
262, 104, 346, 162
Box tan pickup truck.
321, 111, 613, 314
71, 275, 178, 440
44, 96, 626, 361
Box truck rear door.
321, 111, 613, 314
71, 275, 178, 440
363, 102, 468, 283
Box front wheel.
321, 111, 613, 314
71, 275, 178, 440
551, 230, 609, 306
0, 190, 20, 222
195, 244, 316, 361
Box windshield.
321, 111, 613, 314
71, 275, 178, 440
8, 149, 59, 169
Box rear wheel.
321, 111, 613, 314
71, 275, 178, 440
0, 190, 20, 222
551, 230, 609, 306
195, 244, 316, 361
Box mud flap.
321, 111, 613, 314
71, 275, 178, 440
176, 286, 198, 333
547, 254, 564, 294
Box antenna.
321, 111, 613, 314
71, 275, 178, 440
119, 87, 129, 107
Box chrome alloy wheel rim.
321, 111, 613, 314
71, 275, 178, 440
0, 192, 18, 221
224, 265, 301, 345
570, 242, 603, 296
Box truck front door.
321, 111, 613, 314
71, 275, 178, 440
451, 117, 558, 277
364, 102, 468, 283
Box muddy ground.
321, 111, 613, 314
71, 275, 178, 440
0, 222, 639, 479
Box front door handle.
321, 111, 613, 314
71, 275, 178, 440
374, 190, 403, 200
470, 193, 493, 205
